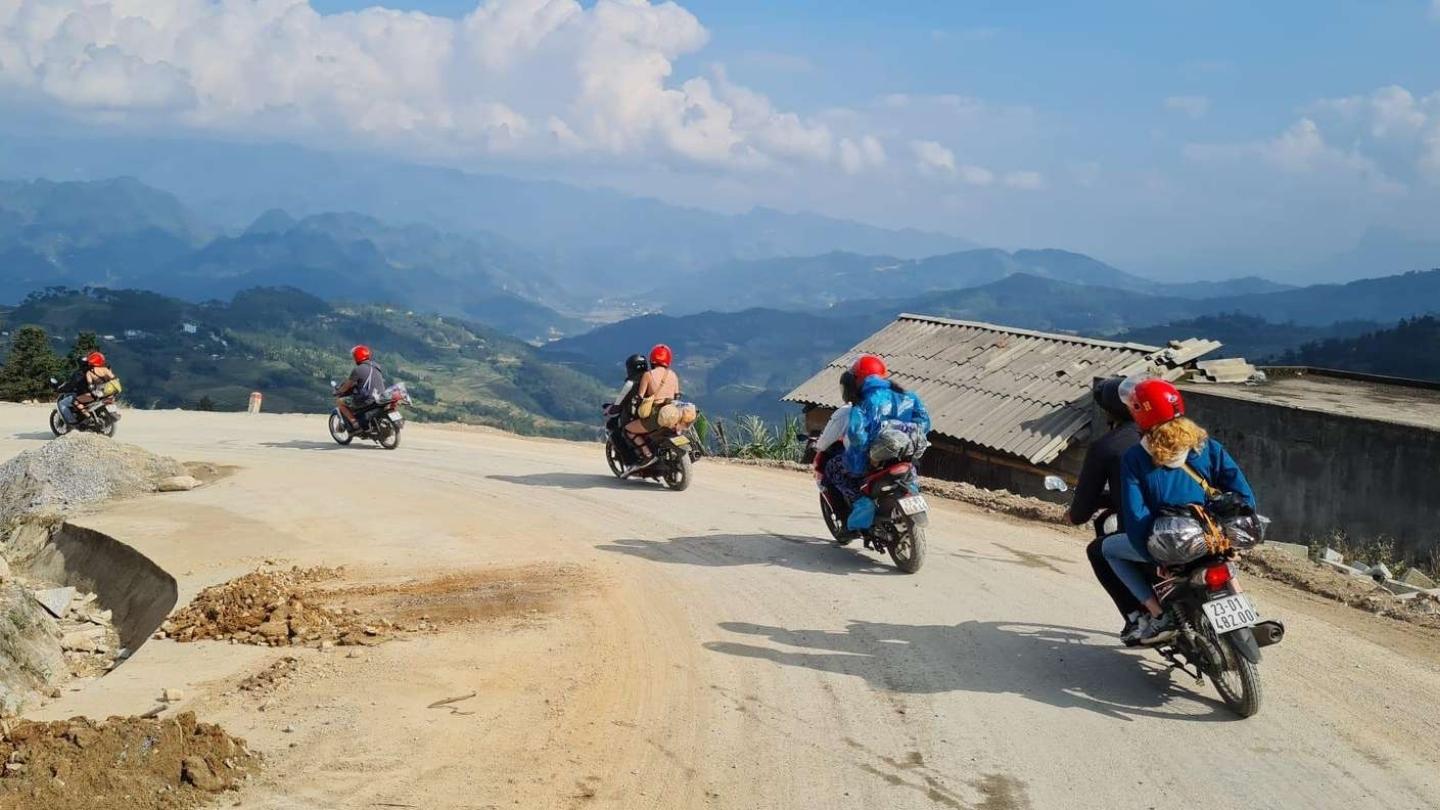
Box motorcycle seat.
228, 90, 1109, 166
861, 462, 913, 494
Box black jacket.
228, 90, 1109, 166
56, 368, 91, 396
1068, 422, 1141, 527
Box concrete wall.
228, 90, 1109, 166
1187, 390, 1440, 559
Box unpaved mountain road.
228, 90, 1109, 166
5, 404, 1439, 810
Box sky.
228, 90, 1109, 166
3, 0, 1440, 278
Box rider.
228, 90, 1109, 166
335, 345, 385, 431
1066, 377, 1145, 644
57, 351, 118, 425
1104, 378, 1256, 645
843, 354, 931, 530
814, 369, 863, 542
623, 344, 681, 475
608, 353, 650, 465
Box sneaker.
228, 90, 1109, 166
1137, 611, 1178, 645
1119, 611, 1144, 646
622, 456, 659, 477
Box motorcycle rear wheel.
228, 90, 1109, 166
888, 523, 926, 574
662, 453, 693, 491
1203, 618, 1263, 718
49, 410, 69, 437
378, 422, 401, 450
98, 416, 116, 438
328, 413, 354, 446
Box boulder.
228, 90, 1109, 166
157, 475, 202, 493
181, 756, 225, 792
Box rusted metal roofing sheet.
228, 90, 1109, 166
782, 314, 1218, 465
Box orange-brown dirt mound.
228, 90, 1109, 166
0, 711, 260, 810
160, 567, 399, 648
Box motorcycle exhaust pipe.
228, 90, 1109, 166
1253, 619, 1285, 648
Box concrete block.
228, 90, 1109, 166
31, 587, 76, 619
1368, 563, 1393, 583
1400, 568, 1437, 589
1382, 580, 1425, 596
1319, 559, 1368, 578
1320, 547, 1345, 565
1267, 541, 1309, 561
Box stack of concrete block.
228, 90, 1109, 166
1192, 358, 1260, 384
1315, 547, 1440, 598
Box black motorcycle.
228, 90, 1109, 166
807, 434, 928, 573
1082, 504, 1284, 719
603, 404, 701, 491
48, 377, 119, 438
329, 382, 410, 450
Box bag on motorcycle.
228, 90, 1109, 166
867, 422, 928, 466
654, 402, 682, 429
1207, 491, 1269, 549
1146, 505, 1223, 565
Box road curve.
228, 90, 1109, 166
7, 404, 1439, 810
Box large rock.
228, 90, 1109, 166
1400, 568, 1437, 589
31, 587, 76, 619
157, 476, 202, 493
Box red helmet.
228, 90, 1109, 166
649, 344, 672, 368
85, 351, 106, 367
1127, 378, 1185, 431
851, 354, 887, 383
351, 345, 372, 363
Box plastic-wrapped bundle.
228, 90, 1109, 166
868, 423, 929, 466
1220, 513, 1270, 549
1147, 513, 1214, 565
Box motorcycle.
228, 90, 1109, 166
48, 377, 119, 438
329, 382, 410, 450
806, 433, 928, 573
602, 403, 701, 491
1079, 500, 1285, 719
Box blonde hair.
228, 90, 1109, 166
1145, 417, 1208, 463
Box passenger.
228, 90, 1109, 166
623, 344, 681, 475
1104, 378, 1256, 645
58, 351, 119, 425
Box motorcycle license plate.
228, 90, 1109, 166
898, 495, 928, 516
670, 435, 690, 447
1202, 593, 1259, 634
387, 411, 403, 423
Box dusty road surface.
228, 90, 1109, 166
5, 404, 1440, 809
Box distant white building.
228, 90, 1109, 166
181, 323, 199, 334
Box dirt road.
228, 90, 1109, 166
6, 404, 1440, 809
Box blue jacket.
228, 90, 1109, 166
1120, 437, 1256, 556
844, 377, 932, 475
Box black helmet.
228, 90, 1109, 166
1093, 376, 1132, 423
839, 369, 860, 404
625, 353, 649, 381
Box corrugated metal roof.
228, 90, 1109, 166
783, 314, 1219, 465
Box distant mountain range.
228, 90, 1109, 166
0, 133, 976, 297
650, 249, 1292, 314
0, 178, 579, 342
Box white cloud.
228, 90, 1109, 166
909, 139, 996, 186
0, 0, 856, 172
1185, 116, 1405, 194
1002, 170, 1045, 190
1163, 95, 1210, 119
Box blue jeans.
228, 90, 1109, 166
58, 395, 79, 424
1102, 533, 1157, 604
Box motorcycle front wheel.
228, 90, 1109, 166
604, 437, 625, 478
49, 410, 69, 437
98, 416, 117, 438
328, 413, 354, 446
888, 522, 926, 574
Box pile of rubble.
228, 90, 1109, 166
160, 567, 398, 648
1242, 544, 1440, 629
31, 585, 123, 679
0, 433, 192, 527
0, 711, 260, 808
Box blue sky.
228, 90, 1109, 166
5, 1, 1440, 279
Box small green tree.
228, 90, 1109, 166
0, 326, 63, 401
197, 395, 216, 411
67, 331, 102, 370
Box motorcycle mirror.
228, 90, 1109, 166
1043, 475, 1069, 493
795, 433, 809, 442
329, 380, 338, 388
